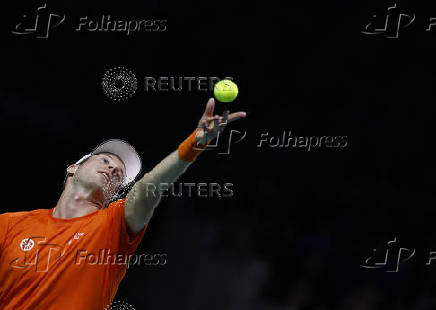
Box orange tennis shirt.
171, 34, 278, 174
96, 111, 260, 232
0, 198, 147, 310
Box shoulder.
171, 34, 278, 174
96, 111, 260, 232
0, 209, 49, 239
0, 209, 50, 223
100, 198, 127, 220
106, 198, 127, 210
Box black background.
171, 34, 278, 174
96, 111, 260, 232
2, 0, 436, 309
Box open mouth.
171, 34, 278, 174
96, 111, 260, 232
99, 172, 110, 183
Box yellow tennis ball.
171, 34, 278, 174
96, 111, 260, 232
214, 79, 239, 102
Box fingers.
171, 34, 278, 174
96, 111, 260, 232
204, 98, 215, 117
227, 111, 246, 123
222, 110, 229, 126
204, 110, 244, 132
198, 103, 246, 142
205, 115, 220, 122
201, 111, 246, 128
218, 110, 229, 133
199, 115, 221, 139
202, 121, 209, 141
212, 117, 222, 136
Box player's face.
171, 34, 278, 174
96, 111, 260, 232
75, 153, 126, 200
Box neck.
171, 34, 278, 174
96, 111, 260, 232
53, 182, 106, 219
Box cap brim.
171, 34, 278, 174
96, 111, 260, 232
91, 139, 142, 186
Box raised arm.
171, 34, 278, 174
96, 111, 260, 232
124, 98, 246, 234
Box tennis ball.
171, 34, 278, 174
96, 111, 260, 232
214, 79, 238, 102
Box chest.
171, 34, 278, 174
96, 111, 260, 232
2, 219, 111, 273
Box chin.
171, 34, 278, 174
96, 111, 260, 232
101, 187, 116, 199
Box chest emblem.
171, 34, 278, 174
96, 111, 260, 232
20, 238, 35, 251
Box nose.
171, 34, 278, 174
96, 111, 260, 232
108, 165, 119, 175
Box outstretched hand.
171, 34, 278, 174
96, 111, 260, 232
195, 98, 246, 145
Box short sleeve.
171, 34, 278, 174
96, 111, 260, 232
105, 199, 148, 255
0, 213, 10, 255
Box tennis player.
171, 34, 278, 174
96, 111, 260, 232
0, 98, 246, 309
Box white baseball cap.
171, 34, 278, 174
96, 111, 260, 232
74, 139, 142, 186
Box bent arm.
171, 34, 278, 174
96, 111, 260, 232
123, 97, 246, 235
124, 130, 206, 234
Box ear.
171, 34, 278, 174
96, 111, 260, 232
66, 164, 79, 175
